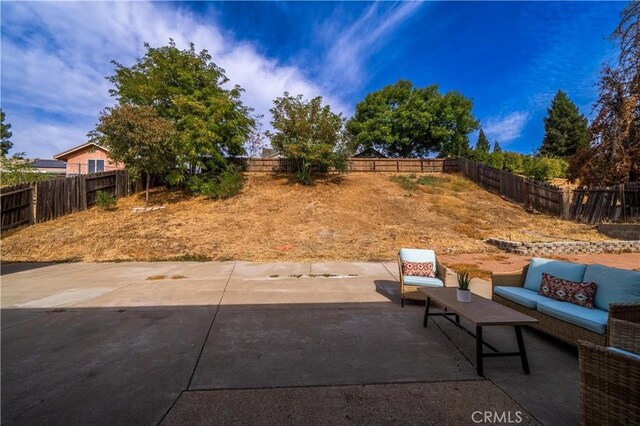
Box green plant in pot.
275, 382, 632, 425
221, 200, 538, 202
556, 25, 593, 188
457, 272, 472, 303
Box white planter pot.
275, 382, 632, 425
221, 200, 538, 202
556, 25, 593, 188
457, 289, 471, 303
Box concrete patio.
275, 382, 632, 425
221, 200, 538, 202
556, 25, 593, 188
1, 261, 580, 425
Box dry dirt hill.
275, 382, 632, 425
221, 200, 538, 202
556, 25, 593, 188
1, 173, 607, 262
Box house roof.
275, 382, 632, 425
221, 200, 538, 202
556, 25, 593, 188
53, 142, 109, 161
31, 159, 66, 169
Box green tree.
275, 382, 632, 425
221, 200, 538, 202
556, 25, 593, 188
493, 141, 502, 153
1, 109, 14, 157
106, 40, 255, 186
267, 92, 348, 185
91, 105, 177, 203
475, 129, 490, 153
570, 3, 640, 185
346, 80, 478, 158
539, 90, 588, 157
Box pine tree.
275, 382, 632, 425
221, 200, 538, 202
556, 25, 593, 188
0, 109, 13, 157
475, 129, 490, 153
493, 141, 502, 153
539, 90, 588, 157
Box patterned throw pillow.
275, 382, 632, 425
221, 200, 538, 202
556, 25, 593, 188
402, 261, 435, 278
539, 272, 597, 309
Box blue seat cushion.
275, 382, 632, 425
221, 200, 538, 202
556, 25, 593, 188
607, 347, 640, 361
494, 286, 550, 309
583, 264, 640, 311
523, 258, 587, 292
399, 248, 437, 275
537, 299, 608, 335
402, 276, 444, 287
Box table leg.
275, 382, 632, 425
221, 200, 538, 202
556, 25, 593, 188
515, 326, 530, 374
476, 326, 483, 376
423, 297, 431, 328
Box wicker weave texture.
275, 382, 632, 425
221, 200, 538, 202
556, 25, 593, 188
397, 253, 448, 303
491, 266, 529, 288
579, 341, 640, 426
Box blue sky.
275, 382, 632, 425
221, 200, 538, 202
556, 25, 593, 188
1, 1, 625, 159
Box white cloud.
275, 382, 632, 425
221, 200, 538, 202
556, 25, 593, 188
320, 2, 423, 88
483, 111, 531, 144
1, 2, 349, 158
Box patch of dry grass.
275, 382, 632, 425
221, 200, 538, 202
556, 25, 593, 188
1, 173, 608, 262
446, 263, 493, 280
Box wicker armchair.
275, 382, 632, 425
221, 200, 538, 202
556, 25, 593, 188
491, 267, 640, 347
579, 307, 640, 425
397, 249, 448, 307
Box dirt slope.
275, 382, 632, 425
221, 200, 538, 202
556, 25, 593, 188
1, 173, 607, 262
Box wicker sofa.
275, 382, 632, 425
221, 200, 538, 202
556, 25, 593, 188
579, 310, 640, 425
492, 258, 640, 347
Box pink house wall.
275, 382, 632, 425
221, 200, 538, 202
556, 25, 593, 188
64, 147, 123, 175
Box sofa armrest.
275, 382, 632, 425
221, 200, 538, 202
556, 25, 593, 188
436, 258, 447, 282
491, 265, 528, 289
609, 318, 640, 354
609, 303, 640, 325
397, 251, 403, 284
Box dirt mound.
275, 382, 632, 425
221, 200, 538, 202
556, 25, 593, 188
1, 173, 606, 262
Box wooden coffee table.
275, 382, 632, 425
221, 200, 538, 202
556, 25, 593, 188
419, 287, 539, 376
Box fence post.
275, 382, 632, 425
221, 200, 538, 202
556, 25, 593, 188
561, 187, 572, 219
522, 179, 530, 209
29, 186, 35, 225
396, 160, 399, 172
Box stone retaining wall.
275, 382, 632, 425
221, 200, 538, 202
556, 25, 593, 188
487, 238, 640, 255
597, 224, 640, 241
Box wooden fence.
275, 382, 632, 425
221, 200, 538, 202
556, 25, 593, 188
569, 183, 640, 224
236, 157, 459, 173
1, 183, 34, 230
1, 170, 137, 230
457, 158, 570, 217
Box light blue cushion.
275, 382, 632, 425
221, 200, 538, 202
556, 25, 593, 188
523, 258, 587, 292
537, 299, 608, 335
607, 347, 640, 361
494, 286, 550, 309
583, 264, 640, 311
399, 248, 437, 275
402, 276, 444, 287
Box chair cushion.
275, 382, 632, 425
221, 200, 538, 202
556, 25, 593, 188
523, 258, 587, 292
537, 299, 608, 335
399, 248, 437, 275
402, 261, 435, 277
583, 264, 640, 311
494, 286, 550, 309
539, 273, 597, 309
607, 347, 640, 361
402, 276, 444, 287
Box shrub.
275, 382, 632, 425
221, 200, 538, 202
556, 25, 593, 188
95, 190, 117, 210
187, 166, 244, 199
523, 157, 568, 182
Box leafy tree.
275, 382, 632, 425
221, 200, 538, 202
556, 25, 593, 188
0, 154, 52, 185
267, 92, 348, 185
245, 116, 266, 158
475, 129, 490, 153
106, 40, 255, 186
539, 90, 588, 158
1, 109, 13, 157
346, 80, 478, 158
493, 141, 502, 153
570, 3, 640, 185
91, 105, 177, 203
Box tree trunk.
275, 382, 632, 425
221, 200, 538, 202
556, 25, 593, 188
145, 173, 150, 205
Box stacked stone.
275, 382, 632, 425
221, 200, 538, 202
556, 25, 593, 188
486, 238, 640, 255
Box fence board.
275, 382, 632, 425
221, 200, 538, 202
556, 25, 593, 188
1, 183, 33, 230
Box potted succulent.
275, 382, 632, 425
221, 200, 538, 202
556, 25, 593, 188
457, 272, 472, 303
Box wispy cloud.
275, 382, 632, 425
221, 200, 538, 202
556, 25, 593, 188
319, 2, 423, 89
1, 2, 349, 158
483, 112, 530, 144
